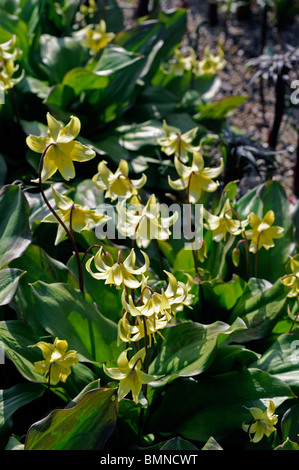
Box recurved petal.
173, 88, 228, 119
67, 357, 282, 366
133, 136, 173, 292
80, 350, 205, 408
47, 113, 62, 141
202, 158, 224, 179
117, 349, 131, 372
69, 140, 96, 162
191, 151, 204, 171
32, 341, 53, 360
26, 135, 49, 153
58, 115, 81, 143
168, 175, 188, 191
85, 256, 108, 279
262, 210, 275, 227
203, 207, 220, 230
132, 173, 147, 190
174, 155, 192, 178
103, 364, 127, 381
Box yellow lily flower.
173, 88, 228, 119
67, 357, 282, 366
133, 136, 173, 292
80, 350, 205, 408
168, 151, 224, 204
26, 112, 96, 182
194, 45, 226, 76
121, 286, 171, 319
242, 400, 278, 443
203, 199, 248, 242
164, 271, 194, 314
117, 194, 179, 249
86, 247, 149, 289
244, 210, 284, 254
117, 311, 168, 346
30, 337, 79, 385
79, 0, 98, 19
281, 255, 299, 297
43, 186, 110, 245
103, 348, 159, 403
164, 47, 197, 76
0, 58, 24, 92
157, 121, 200, 162
92, 159, 147, 201
82, 20, 115, 55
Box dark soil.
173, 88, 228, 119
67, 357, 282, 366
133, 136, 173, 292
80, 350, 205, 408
122, 0, 299, 197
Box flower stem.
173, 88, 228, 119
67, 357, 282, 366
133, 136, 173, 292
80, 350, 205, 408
289, 308, 299, 334
38, 144, 84, 292
186, 173, 199, 276
255, 232, 262, 278
47, 361, 53, 410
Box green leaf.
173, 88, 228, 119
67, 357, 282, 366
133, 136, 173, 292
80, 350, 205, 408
195, 96, 247, 121
24, 387, 118, 450
159, 437, 199, 450
38, 34, 88, 84
250, 333, 299, 393
0, 320, 45, 382
149, 369, 295, 442
275, 438, 299, 450
200, 275, 246, 311
0, 9, 29, 59
9, 244, 76, 325
30, 281, 121, 363
281, 403, 299, 443
0, 268, 25, 306
0, 383, 44, 437
4, 435, 24, 450
229, 278, 288, 342
208, 344, 260, 373
201, 436, 223, 450
149, 318, 246, 384
0, 184, 31, 269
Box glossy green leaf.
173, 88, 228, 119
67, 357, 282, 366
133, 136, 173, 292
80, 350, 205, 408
250, 333, 299, 393
0, 184, 31, 269
195, 96, 247, 121
229, 279, 288, 342
0, 320, 45, 382
200, 275, 246, 311
0, 268, 25, 306
201, 437, 223, 450
160, 437, 199, 450
30, 281, 121, 363
9, 244, 76, 325
39, 34, 88, 84
0, 383, 44, 436
149, 318, 246, 384
149, 369, 295, 442
24, 387, 118, 450
4, 435, 24, 450
281, 403, 299, 443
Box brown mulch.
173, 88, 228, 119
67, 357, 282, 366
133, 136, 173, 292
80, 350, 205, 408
123, 0, 299, 197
